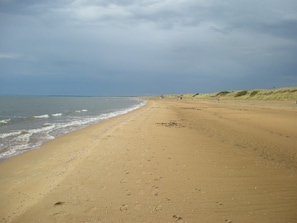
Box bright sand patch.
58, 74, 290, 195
0, 99, 297, 222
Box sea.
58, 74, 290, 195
0, 96, 146, 160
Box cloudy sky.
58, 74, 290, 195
0, 0, 296, 96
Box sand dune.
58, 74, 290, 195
0, 99, 296, 222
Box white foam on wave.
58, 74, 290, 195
96, 100, 146, 121
0, 99, 147, 160
51, 113, 62, 117
0, 148, 18, 160
34, 114, 50, 119
0, 124, 57, 159
0, 131, 21, 139
75, 109, 88, 113
0, 118, 11, 124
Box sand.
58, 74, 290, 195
0, 98, 297, 223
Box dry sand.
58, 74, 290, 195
0, 98, 297, 223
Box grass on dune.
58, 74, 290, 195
161, 87, 297, 101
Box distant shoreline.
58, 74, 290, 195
2, 87, 296, 100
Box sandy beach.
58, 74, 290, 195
0, 98, 297, 223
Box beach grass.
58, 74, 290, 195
162, 87, 297, 101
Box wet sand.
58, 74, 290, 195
0, 98, 297, 222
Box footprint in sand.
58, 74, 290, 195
120, 204, 129, 212
165, 198, 171, 202
154, 204, 162, 212
216, 201, 223, 206
173, 215, 183, 222
152, 185, 159, 196
154, 176, 163, 181
126, 190, 132, 196
120, 179, 127, 184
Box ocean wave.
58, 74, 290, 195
96, 100, 146, 121
0, 148, 18, 160
0, 131, 22, 139
19, 112, 63, 120
0, 99, 146, 160
0, 123, 57, 159
75, 109, 88, 113
0, 123, 56, 140
0, 118, 11, 125
34, 114, 50, 119
51, 113, 63, 117
0, 132, 53, 160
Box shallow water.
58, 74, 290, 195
0, 96, 145, 160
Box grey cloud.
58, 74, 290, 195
0, 0, 296, 95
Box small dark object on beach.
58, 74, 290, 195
156, 121, 184, 128
54, 201, 65, 206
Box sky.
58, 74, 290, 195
0, 0, 297, 96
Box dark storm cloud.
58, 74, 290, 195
0, 0, 296, 95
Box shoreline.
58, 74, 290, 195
0, 97, 146, 162
1, 99, 296, 222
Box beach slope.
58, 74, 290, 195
0, 99, 297, 222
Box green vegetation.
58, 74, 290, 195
160, 87, 297, 101
216, 91, 230, 96
250, 90, 259, 96
235, 90, 248, 97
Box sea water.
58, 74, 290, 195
0, 96, 146, 160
